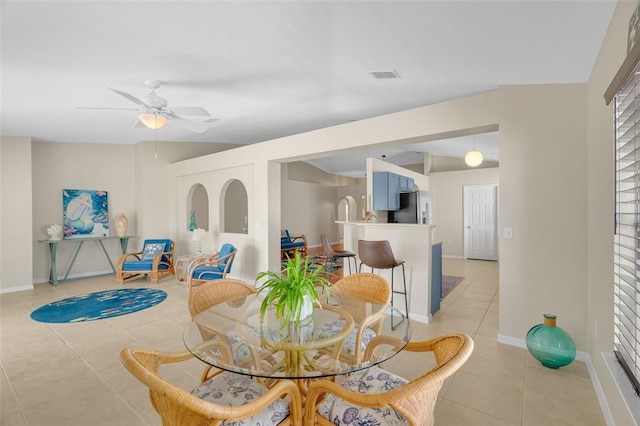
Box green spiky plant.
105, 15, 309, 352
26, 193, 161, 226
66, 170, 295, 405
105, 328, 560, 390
256, 251, 330, 328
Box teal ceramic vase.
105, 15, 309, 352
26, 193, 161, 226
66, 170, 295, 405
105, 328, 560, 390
189, 211, 197, 231
526, 314, 576, 369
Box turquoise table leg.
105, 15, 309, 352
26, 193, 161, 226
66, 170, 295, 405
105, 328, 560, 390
48, 242, 59, 284
63, 241, 84, 281
97, 240, 116, 273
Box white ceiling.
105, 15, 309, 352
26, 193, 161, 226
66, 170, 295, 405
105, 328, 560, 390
1, 1, 616, 176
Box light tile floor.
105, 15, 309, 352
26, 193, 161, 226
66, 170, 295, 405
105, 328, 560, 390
0, 258, 605, 425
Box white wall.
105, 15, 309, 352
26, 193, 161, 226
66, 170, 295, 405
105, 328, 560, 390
428, 167, 499, 257
0, 137, 33, 292
175, 164, 256, 282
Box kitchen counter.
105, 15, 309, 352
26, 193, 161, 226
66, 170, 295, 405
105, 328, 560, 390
337, 221, 436, 323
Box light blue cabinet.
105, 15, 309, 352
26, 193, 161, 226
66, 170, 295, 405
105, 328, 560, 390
399, 176, 414, 192
431, 242, 443, 315
373, 171, 415, 210
373, 172, 400, 210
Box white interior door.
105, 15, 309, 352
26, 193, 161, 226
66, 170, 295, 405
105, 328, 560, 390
464, 184, 498, 261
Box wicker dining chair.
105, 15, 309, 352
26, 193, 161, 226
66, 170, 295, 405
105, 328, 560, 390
316, 273, 391, 364
120, 347, 302, 426
188, 278, 260, 382
304, 333, 474, 426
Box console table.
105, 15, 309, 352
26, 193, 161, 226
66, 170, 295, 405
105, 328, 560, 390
39, 236, 133, 284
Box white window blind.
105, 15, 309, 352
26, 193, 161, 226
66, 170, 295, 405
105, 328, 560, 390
614, 60, 640, 397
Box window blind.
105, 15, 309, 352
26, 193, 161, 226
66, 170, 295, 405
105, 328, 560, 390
614, 61, 640, 396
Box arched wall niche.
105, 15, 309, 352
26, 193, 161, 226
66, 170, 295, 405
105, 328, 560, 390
221, 179, 248, 233
337, 196, 357, 238
187, 183, 209, 231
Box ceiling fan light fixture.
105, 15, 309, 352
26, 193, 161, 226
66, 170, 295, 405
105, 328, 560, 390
139, 113, 167, 129
465, 150, 484, 167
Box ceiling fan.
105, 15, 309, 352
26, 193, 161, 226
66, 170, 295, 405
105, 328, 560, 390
80, 80, 215, 133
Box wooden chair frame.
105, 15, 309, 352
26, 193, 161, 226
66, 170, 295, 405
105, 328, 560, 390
116, 239, 175, 284
120, 347, 302, 426
186, 247, 237, 292
281, 231, 308, 261
324, 273, 391, 364
304, 334, 474, 426
188, 279, 260, 382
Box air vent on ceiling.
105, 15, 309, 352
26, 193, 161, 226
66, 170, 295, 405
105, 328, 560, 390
370, 70, 401, 79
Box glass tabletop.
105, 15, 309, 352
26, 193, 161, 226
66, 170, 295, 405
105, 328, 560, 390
183, 291, 411, 379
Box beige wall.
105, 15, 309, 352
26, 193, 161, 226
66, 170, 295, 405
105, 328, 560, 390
24, 140, 236, 285
30, 142, 136, 281
499, 83, 588, 345
282, 164, 339, 247
428, 167, 499, 257
429, 155, 499, 173
0, 137, 33, 291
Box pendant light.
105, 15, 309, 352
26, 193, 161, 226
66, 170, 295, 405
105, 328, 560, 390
464, 139, 483, 167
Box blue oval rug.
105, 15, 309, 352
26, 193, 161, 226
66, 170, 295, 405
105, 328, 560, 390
30, 288, 167, 323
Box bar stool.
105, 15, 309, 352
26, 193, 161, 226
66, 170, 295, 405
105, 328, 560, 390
357, 239, 408, 329
320, 234, 357, 275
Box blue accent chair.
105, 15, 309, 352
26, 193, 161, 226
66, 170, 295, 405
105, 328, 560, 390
280, 230, 307, 261
116, 239, 175, 284
187, 243, 237, 292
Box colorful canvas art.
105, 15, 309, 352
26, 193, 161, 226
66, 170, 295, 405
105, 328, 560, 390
62, 189, 109, 239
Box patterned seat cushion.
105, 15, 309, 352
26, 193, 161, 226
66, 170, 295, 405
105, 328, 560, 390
141, 242, 166, 260
316, 320, 377, 356
316, 366, 409, 426
208, 329, 253, 363
192, 371, 290, 426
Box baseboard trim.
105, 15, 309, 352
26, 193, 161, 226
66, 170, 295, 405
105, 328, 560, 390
0, 284, 35, 294
34, 269, 115, 285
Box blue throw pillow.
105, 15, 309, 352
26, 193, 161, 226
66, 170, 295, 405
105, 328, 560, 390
141, 243, 166, 261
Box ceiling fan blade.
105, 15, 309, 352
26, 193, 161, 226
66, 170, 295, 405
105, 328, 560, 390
167, 115, 208, 133
133, 119, 147, 129
108, 87, 152, 109
77, 106, 139, 111
170, 106, 211, 117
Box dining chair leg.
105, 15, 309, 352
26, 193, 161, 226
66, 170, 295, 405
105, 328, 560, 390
327, 257, 334, 283
346, 256, 356, 274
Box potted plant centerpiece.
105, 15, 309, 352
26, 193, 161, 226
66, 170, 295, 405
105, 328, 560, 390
256, 251, 329, 329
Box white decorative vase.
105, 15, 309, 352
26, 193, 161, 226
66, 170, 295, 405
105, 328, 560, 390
47, 224, 62, 241
116, 214, 128, 237
299, 293, 314, 320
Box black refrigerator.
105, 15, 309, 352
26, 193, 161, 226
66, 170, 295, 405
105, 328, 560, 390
388, 192, 418, 224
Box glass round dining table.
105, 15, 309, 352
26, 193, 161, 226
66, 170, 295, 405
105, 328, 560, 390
183, 291, 412, 382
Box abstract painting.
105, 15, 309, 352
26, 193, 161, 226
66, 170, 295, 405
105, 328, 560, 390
62, 189, 109, 239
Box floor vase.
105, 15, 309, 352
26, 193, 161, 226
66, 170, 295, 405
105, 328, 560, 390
526, 314, 576, 369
